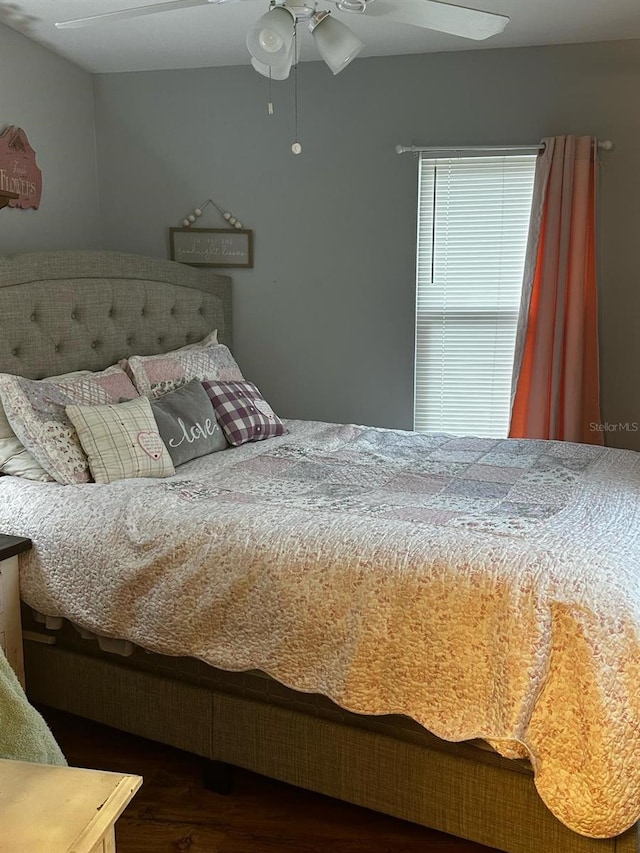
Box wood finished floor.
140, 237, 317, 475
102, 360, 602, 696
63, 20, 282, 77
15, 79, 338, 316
42, 707, 495, 853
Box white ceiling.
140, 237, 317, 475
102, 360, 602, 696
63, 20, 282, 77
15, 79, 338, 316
3, 0, 640, 74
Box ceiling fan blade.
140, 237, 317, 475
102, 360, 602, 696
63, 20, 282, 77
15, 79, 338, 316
366, 0, 509, 40
55, 0, 226, 29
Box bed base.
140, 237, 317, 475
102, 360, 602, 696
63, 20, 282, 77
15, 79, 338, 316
24, 640, 638, 853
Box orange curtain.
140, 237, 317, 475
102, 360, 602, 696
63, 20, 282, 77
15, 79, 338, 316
509, 136, 602, 445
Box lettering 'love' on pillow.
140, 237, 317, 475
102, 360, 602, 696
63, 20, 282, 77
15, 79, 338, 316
150, 379, 227, 467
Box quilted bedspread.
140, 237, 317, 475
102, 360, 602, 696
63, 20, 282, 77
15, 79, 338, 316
1, 420, 640, 837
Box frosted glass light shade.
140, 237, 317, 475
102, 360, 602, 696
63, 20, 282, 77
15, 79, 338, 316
246, 6, 295, 66
311, 13, 363, 75
251, 47, 293, 80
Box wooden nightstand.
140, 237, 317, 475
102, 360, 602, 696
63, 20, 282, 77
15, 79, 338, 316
0, 534, 31, 687
0, 759, 142, 852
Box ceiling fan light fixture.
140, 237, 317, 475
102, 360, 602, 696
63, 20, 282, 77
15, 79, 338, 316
251, 45, 294, 80
310, 10, 364, 75
246, 5, 295, 66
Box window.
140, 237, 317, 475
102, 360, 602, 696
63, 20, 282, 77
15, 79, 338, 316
414, 154, 536, 438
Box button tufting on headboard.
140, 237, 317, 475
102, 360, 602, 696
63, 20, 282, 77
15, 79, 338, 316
0, 250, 232, 379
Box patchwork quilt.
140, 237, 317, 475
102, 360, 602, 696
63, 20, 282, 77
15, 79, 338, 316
2, 420, 640, 838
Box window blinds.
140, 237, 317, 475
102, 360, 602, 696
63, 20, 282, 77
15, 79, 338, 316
414, 154, 536, 438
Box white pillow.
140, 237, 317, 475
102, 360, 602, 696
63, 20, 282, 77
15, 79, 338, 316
0, 408, 51, 481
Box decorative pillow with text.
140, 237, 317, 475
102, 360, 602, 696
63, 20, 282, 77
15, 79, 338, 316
151, 379, 227, 467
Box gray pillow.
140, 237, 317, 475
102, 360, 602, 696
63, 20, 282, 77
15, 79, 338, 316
151, 380, 227, 467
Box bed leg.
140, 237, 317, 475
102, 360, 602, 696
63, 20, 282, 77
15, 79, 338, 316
202, 759, 234, 794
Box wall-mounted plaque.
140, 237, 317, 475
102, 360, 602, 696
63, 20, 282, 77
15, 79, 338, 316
0, 126, 42, 209
169, 228, 254, 268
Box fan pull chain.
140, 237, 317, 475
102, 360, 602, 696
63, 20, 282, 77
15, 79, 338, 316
268, 67, 274, 115
291, 24, 302, 155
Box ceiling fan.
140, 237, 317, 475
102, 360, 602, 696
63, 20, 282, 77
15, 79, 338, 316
56, 0, 510, 80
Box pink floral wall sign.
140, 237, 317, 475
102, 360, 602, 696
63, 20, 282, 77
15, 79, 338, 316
0, 126, 42, 209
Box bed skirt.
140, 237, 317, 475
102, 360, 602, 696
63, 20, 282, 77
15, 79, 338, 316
23, 637, 639, 853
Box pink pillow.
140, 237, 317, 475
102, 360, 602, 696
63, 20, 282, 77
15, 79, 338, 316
202, 380, 286, 446
128, 344, 243, 399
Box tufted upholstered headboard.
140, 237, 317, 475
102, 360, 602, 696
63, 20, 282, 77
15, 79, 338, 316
0, 251, 231, 379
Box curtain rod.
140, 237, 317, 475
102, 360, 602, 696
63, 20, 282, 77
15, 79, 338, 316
395, 141, 614, 155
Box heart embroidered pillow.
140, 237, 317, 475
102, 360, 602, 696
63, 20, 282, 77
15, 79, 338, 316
66, 396, 174, 484
202, 380, 287, 446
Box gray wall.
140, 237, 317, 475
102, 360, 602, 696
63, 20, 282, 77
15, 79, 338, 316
0, 22, 100, 253
94, 39, 640, 450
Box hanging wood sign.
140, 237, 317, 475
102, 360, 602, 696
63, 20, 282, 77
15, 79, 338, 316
0, 126, 42, 209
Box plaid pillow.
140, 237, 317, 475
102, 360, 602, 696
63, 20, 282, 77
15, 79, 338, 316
202, 380, 286, 446
66, 396, 175, 484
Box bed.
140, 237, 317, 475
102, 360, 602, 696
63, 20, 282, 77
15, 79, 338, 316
0, 249, 639, 853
